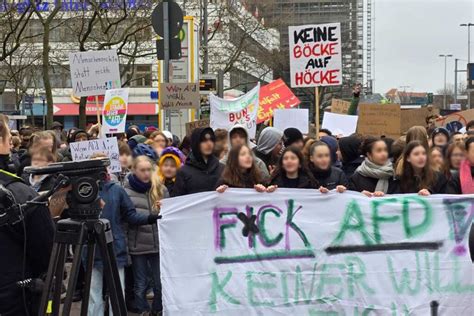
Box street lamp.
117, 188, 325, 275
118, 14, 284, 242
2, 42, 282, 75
460, 23, 473, 63
460, 23, 473, 108
439, 54, 453, 109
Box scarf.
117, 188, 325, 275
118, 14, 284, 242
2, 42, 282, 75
356, 158, 394, 193
128, 173, 151, 193
459, 159, 474, 194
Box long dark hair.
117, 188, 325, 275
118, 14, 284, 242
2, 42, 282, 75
400, 140, 435, 192
271, 146, 313, 182
443, 142, 465, 179
222, 144, 262, 188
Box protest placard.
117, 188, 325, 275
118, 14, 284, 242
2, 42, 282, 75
330, 98, 351, 114
102, 88, 128, 135
321, 112, 358, 136
258, 79, 300, 123
273, 108, 309, 134
185, 118, 210, 136
69, 49, 121, 97
357, 103, 401, 138
435, 109, 474, 133
210, 84, 259, 138
400, 107, 439, 134
69, 137, 121, 172
159, 82, 199, 109
288, 23, 342, 88
159, 189, 473, 315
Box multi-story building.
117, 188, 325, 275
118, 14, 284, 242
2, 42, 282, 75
246, 0, 367, 111
0, 0, 279, 137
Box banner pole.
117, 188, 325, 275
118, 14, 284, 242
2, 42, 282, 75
95, 95, 101, 136
315, 86, 320, 140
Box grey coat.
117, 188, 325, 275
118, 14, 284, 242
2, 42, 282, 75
124, 181, 169, 255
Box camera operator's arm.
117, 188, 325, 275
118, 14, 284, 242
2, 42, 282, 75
118, 185, 156, 225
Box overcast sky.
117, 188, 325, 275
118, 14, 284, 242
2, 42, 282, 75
374, 0, 473, 94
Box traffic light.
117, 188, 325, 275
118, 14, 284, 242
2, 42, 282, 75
151, 1, 184, 60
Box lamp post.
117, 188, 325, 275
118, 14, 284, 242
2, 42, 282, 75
460, 23, 473, 108
439, 54, 453, 109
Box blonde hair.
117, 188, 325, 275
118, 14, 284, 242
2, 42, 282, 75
132, 156, 164, 212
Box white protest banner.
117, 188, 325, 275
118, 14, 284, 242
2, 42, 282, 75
159, 190, 474, 315
210, 84, 259, 138
102, 88, 129, 135
322, 112, 359, 136
70, 137, 121, 172
69, 49, 121, 97
289, 23, 342, 88
273, 108, 309, 134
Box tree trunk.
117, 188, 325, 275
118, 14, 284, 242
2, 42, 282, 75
79, 96, 87, 129
42, 24, 53, 130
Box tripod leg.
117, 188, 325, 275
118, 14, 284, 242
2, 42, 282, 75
95, 223, 127, 316
39, 242, 61, 315
51, 243, 67, 316
62, 243, 84, 316
80, 241, 96, 316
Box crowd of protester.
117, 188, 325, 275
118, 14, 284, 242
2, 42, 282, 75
3, 115, 474, 315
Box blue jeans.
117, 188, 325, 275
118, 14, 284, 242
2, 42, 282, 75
131, 253, 162, 312
88, 267, 125, 316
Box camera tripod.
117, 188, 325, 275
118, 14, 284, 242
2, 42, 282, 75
38, 216, 127, 316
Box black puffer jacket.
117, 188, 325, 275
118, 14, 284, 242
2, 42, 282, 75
270, 172, 317, 189
310, 166, 348, 190
391, 172, 448, 194
172, 128, 224, 196
348, 172, 398, 194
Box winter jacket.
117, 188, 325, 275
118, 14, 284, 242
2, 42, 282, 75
270, 172, 317, 189
446, 167, 474, 194
310, 166, 348, 190
391, 172, 448, 194
339, 135, 363, 178
0, 169, 55, 316
172, 128, 224, 196
348, 172, 398, 194
124, 181, 169, 256
221, 125, 270, 181
87, 181, 151, 268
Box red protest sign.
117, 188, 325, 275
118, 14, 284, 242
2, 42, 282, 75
257, 79, 300, 124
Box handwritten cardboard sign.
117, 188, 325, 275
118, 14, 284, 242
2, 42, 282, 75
357, 103, 401, 138
210, 84, 259, 138
69, 137, 121, 172
400, 107, 440, 134
102, 88, 128, 135
330, 98, 351, 114
288, 23, 342, 88
185, 119, 210, 136
435, 109, 474, 133
159, 190, 473, 315
69, 49, 121, 97
258, 79, 300, 123
159, 83, 199, 109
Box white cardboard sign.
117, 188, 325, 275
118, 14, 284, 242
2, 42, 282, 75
69, 49, 121, 97
69, 137, 121, 173
102, 88, 129, 135
273, 108, 309, 134
322, 112, 359, 136
288, 23, 342, 88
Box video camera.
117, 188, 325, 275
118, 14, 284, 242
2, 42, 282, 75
24, 158, 110, 220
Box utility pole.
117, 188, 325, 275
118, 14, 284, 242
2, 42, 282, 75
439, 54, 453, 109
203, 0, 209, 74
454, 58, 458, 103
